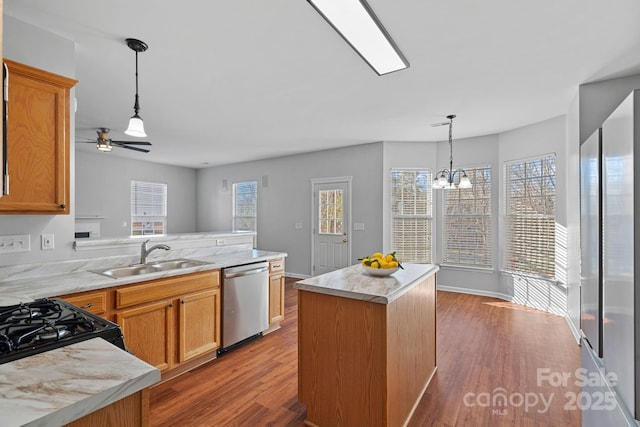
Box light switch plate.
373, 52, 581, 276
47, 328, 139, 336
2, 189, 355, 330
0, 234, 31, 253
354, 223, 365, 231
41, 234, 55, 250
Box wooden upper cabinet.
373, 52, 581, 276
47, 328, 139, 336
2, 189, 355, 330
0, 59, 77, 214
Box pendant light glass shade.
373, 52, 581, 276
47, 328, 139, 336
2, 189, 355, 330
458, 174, 472, 189
125, 113, 147, 137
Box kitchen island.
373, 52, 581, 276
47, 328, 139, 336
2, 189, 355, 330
295, 263, 438, 427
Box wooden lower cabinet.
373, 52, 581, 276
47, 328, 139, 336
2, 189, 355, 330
57, 270, 222, 377
268, 259, 285, 329
114, 271, 221, 373
116, 300, 173, 372
268, 273, 285, 325
178, 288, 220, 363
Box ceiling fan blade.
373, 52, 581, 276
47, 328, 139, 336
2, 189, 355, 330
112, 142, 150, 153
430, 121, 450, 127
111, 140, 152, 146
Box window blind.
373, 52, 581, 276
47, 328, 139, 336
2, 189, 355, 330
130, 181, 167, 235
233, 181, 257, 232
391, 169, 432, 263
443, 165, 492, 268
503, 155, 556, 278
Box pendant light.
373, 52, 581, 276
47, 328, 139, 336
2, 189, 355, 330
432, 115, 472, 190
124, 38, 148, 138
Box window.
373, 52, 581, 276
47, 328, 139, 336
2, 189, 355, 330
233, 181, 257, 231
504, 154, 556, 278
131, 180, 167, 236
391, 169, 432, 263
318, 189, 343, 235
443, 165, 492, 268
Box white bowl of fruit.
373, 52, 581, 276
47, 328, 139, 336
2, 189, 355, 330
359, 252, 403, 276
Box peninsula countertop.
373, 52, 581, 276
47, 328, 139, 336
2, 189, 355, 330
0, 249, 287, 301
295, 263, 438, 304
0, 338, 160, 427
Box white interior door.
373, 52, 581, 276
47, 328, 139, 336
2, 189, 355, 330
311, 178, 351, 276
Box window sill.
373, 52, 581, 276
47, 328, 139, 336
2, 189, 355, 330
439, 264, 495, 273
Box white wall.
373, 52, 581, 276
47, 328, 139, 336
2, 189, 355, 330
197, 142, 384, 277
75, 151, 197, 237
0, 17, 77, 266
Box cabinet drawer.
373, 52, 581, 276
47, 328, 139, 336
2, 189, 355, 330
60, 290, 107, 316
269, 259, 285, 274
116, 270, 220, 309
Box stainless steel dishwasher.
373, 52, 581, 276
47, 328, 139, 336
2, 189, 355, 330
219, 261, 270, 354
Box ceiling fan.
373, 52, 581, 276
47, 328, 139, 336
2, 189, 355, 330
77, 128, 152, 153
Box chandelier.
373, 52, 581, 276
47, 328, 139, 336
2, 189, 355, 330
432, 114, 472, 190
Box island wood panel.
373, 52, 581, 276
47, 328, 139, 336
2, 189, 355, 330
298, 291, 387, 426
386, 273, 437, 426
64, 389, 149, 427
298, 272, 437, 427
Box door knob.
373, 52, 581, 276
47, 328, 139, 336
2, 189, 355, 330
343, 239, 348, 243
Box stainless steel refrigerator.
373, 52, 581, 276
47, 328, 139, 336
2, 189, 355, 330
580, 89, 640, 426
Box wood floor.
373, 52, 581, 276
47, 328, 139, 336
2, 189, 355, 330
149, 277, 581, 426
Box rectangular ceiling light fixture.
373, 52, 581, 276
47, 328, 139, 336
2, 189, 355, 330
307, 0, 409, 76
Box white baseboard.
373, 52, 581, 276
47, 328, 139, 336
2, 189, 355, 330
564, 314, 582, 344
437, 285, 512, 302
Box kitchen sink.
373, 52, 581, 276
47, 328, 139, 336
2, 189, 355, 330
92, 258, 210, 279
148, 259, 210, 270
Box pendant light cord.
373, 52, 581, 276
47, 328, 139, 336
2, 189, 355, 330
133, 50, 140, 115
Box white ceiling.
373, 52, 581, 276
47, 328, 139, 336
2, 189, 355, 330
5, 0, 640, 168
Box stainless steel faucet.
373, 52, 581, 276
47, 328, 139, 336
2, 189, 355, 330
140, 239, 170, 264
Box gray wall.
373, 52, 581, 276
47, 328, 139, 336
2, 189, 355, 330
197, 142, 384, 277
75, 151, 197, 237
0, 17, 77, 265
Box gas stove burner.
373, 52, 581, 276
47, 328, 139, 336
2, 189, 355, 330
0, 298, 126, 364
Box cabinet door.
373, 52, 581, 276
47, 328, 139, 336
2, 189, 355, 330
178, 288, 220, 363
269, 273, 285, 325
116, 300, 173, 372
0, 60, 76, 214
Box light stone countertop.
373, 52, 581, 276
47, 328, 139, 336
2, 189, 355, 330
0, 338, 160, 427
0, 249, 287, 300
295, 263, 439, 304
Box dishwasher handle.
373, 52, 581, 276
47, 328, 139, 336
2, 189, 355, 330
224, 262, 270, 279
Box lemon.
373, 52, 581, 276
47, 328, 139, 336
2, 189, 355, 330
372, 252, 383, 259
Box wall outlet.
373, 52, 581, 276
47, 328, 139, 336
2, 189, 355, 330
216, 239, 225, 246
0, 234, 31, 254
41, 234, 55, 250
295, 222, 303, 230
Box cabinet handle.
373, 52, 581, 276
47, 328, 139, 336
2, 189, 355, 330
58, 204, 66, 209
181, 300, 185, 304
168, 303, 174, 308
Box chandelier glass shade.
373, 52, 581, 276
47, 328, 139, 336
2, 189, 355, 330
432, 115, 472, 190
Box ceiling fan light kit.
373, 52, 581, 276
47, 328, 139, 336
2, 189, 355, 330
77, 127, 152, 153
124, 38, 148, 138
432, 114, 472, 190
